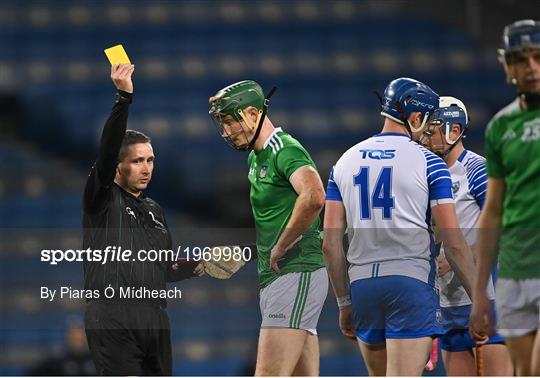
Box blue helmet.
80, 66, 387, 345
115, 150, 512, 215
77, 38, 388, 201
499, 19, 540, 63
419, 96, 468, 158
429, 96, 468, 145
380, 77, 439, 133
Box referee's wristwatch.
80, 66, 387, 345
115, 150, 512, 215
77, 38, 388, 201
115, 90, 133, 104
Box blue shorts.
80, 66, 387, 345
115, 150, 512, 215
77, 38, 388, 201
440, 301, 505, 352
350, 276, 443, 345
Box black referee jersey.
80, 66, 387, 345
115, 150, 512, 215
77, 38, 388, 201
82, 90, 192, 306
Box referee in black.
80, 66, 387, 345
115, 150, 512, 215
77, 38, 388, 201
83, 64, 202, 376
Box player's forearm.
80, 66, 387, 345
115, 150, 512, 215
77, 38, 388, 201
442, 230, 476, 299
322, 239, 349, 298
275, 190, 324, 251
95, 90, 132, 184
474, 207, 502, 298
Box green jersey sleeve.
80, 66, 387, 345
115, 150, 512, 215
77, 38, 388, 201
275, 145, 315, 180
484, 120, 505, 178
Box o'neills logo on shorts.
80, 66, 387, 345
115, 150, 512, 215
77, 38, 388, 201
269, 313, 286, 319
435, 310, 442, 324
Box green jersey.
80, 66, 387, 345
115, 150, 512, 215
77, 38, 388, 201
485, 98, 540, 279
248, 128, 325, 288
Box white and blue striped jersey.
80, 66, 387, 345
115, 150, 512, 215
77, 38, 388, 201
439, 149, 495, 307
326, 133, 454, 287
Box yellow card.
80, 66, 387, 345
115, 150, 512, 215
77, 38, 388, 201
104, 44, 131, 65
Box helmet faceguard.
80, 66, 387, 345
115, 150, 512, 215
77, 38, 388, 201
420, 96, 468, 158
209, 80, 276, 151
379, 77, 439, 135
209, 98, 262, 151
498, 19, 540, 109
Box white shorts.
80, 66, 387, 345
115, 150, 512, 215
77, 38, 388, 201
496, 278, 540, 338
259, 268, 328, 335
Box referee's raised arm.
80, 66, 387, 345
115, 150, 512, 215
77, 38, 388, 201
83, 64, 135, 213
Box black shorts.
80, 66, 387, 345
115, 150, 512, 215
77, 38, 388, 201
84, 301, 172, 376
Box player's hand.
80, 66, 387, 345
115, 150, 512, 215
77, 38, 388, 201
269, 235, 302, 273
339, 305, 356, 340
111, 64, 135, 93
193, 262, 205, 276
437, 255, 452, 276
469, 291, 492, 344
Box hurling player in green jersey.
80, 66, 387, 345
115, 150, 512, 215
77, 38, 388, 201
471, 20, 540, 376
209, 81, 328, 376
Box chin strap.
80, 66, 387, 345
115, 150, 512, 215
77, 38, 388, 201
409, 112, 431, 134
245, 86, 277, 151
439, 132, 467, 159
520, 91, 540, 110
438, 139, 460, 159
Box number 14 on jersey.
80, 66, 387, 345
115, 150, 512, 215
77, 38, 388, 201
353, 166, 395, 220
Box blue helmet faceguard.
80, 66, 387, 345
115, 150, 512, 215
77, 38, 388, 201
430, 96, 468, 144
498, 19, 540, 64
380, 77, 439, 134
420, 96, 468, 158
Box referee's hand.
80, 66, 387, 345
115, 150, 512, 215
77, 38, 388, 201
111, 64, 135, 93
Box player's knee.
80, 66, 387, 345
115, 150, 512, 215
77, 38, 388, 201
292, 365, 319, 376
255, 363, 288, 376
293, 352, 319, 376
531, 356, 540, 376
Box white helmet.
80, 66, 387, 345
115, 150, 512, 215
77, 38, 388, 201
439, 96, 468, 124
